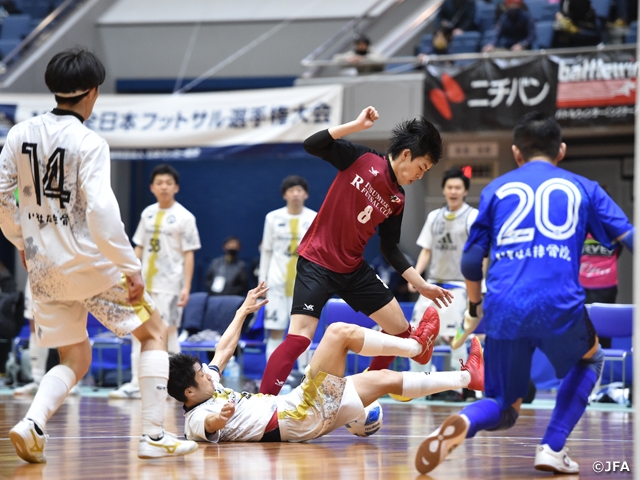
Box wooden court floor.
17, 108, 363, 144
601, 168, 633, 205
0, 389, 633, 480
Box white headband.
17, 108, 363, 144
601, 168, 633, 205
55, 89, 90, 98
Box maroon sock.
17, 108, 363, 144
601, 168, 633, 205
259, 334, 311, 395
368, 326, 412, 371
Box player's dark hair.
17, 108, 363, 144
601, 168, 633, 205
45, 48, 105, 106
441, 167, 469, 190
388, 117, 442, 165
168, 353, 200, 403
354, 35, 371, 45
513, 111, 562, 161
280, 175, 309, 195
150, 164, 180, 185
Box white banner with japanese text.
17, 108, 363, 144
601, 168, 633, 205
0, 85, 343, 152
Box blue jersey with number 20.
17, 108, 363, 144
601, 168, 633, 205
466, 161, 632, 340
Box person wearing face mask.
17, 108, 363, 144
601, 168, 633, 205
332, 35, 386, 74
482, 0, 536, 52
206, 236, 249, 297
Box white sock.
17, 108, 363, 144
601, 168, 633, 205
167, 328, 181, 355
29, 332, 49, 384
130, 336, 141, 387
357, 329, 422, 358
25, 364, 76, 429
401, 371, 471, 398
266, 336, 282, 360
449, 343, 468, 371
138, 350, 168, 439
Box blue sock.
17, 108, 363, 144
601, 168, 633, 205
460, 399, 502, 438
541, 364, 598, 452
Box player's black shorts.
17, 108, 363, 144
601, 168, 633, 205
291, 256, 395, 319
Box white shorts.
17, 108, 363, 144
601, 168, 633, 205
32, 276, 156, 348
149, 291, 182, 328
263, 289, 293, 331
276, 369, 364, 442
411, 286, 468, 338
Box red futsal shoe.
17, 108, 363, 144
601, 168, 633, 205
410, 306, 440, 365
460, 337, 484, 391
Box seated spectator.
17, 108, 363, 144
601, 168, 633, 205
431, 0, 478, 54
552, 0, 602, 47
482, 0, 536, 52
332, 35, 386, 74
205, 236, 249, 297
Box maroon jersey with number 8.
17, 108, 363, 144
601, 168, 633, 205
299, 130, 405, 274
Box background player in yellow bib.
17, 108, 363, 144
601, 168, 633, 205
258, 175, 316, 368
110, 164, 201, 399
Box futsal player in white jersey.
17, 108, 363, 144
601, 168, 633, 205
0, 48, 197, 462
167, 282, 484, 444
110, 164, 201, 399
259, 175, 316, 365
409, 167, 478, 371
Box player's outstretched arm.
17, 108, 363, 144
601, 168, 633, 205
328, 106, 379, 140
403, 267, 453, 308
210, 282, 269, 372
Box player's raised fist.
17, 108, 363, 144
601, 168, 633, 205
357, 106, 379, 129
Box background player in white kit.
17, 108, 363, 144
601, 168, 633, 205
259, 175, 316, 366
110, 164, 201, 399
409, 167, 478, 374
0, 48, 197, 462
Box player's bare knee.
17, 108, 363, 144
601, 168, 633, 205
133, 315, 167, 343
326, 322, 359, 341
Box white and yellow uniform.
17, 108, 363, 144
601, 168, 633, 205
258, 206, 316, 330
411, 203, 478, 337
132, 202, 200, 327
0, 110, 152, 347
184, 369, 364, 443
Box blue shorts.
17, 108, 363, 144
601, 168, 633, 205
484, 309, 597, 409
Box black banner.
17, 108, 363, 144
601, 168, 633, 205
424, 49, 637, 131
424, 57, 558, 131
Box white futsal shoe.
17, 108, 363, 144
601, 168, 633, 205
10, 418, 48, 463
138, 431, 198, 459
415, 414, 469, 474
108, 382, 141, 399
534, 444, 579, 474
13, 382, 40, 395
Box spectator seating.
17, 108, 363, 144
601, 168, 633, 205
0, 38, 20, 59
534, 20, 555, 48
626, 21, 637, 43
475, 1, 497, 33
527, 0, 561, 22
586, 303, 634, 387
1, 14, 32, 40
590, 0, 611, 19
17, 0, 50, 19
449, 30, 482, 53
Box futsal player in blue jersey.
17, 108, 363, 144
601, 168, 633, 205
414, 111, 634, 475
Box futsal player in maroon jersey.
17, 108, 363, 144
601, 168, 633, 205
260, 106, 453, 395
